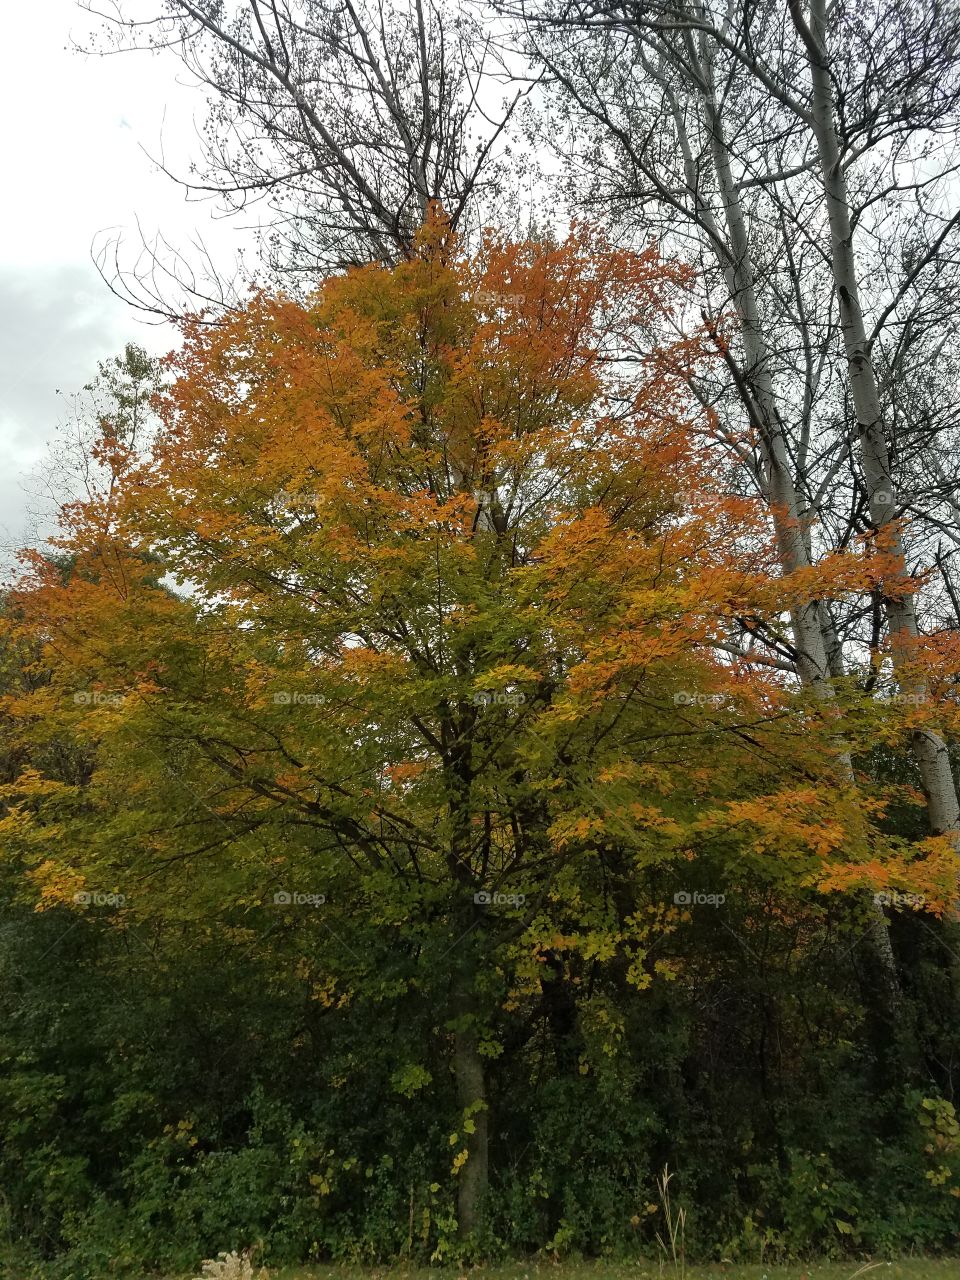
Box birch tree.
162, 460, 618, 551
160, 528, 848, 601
515, 0, 960, 849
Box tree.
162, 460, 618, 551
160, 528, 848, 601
86, 0, 525, 308
514, 0, 960, 858
5, 218, 952, 1241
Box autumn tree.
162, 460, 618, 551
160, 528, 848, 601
4, 218, 954, 1243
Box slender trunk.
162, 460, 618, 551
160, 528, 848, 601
791, 0, 960, 846
694, 29, 903, 985
540, 948, 582, 1072
442, 687, 491, 1240
452, 975, 489, 1238
696, 32, 834, 691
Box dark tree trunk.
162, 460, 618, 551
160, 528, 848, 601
452, 977, 489, 1238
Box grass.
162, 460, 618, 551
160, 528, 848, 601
172, 1262, 960, 1280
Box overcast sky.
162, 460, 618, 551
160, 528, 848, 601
0, 0, 252, 562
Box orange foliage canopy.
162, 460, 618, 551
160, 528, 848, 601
3, 214, 955, 941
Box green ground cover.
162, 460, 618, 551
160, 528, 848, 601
167, 1261, 960, 1280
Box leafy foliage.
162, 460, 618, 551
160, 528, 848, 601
1, 221, 959, 1273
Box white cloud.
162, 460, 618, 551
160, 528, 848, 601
0, 0, 253, 553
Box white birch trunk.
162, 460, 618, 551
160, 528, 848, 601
793, 0, 960, 844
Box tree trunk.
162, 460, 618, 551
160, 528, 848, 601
693, 29, 904, 988
452, 979, 489, 1238
694, 32, 837, 691
791, 0, 960, 847
540, 948, 582, 1073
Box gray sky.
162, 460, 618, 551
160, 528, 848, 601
0, 0, 250, 559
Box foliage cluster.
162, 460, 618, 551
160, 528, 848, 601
1, 223, 959, 1274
